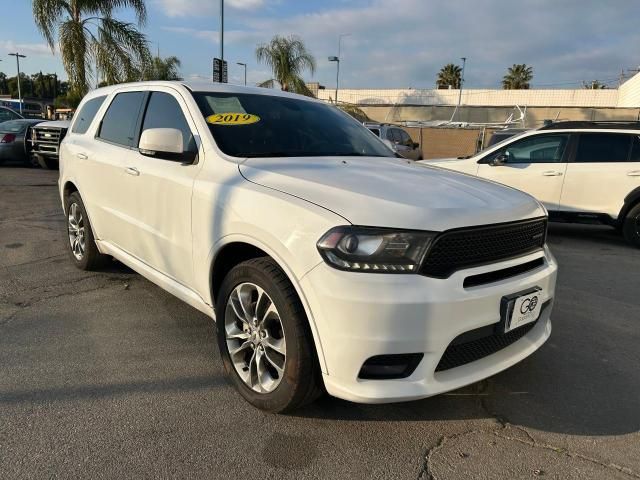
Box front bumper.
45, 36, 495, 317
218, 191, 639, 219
300, 247, 557, 403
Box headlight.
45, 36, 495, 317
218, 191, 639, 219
317, 226, 435, 273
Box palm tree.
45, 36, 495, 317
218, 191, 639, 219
255, 35, 316, 96
33, 0, 151, 94
436, 64, 462, 89
143, 56, 182, 81
502, 64, 533, 89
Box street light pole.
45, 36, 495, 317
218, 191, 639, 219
8, 53, 26, 114
328, 33, 351, 104
220, 0, 224, 62
237, 62, 247, 85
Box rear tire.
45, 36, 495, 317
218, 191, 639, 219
215, 257, 322, 413
64, 192, 110, 270
622, 203, 640, 248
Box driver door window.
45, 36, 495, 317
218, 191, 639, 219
477, 134, 571, 211
486, 134, 569, 164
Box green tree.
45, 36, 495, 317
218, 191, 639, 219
502, 64, 533, 89
143, 55, 182, 81
32, 0, 151, 94
583, 80, 607, 89
255, 35, 316, 96
0, 72, 7, 95
436, 63, 462, 89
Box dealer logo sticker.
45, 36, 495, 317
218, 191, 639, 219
520, 295, 539, 314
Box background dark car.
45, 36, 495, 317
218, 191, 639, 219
0, 119, 43, 166
0, 106, 24, 124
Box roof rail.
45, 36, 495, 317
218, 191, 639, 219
539, 120, 640, 131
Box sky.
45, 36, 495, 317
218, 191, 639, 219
1, 0, 640, 90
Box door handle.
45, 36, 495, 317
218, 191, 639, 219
627, 170, 640, 177
542, 171, 563, 176
125, 167, 140, 176
76, 153, 88, 160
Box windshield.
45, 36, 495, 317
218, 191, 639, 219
192, 92, 394, 158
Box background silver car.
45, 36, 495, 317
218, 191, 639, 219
365, 122, 422, 160
0, 119, 43, 166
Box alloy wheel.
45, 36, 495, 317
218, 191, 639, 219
224, 282, 287, 393
68, 202, 85, 260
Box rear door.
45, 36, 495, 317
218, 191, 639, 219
476, 133, 570, 211
124, 89, 202, 286
64, 92, 145, 245
559, 132, 640, 219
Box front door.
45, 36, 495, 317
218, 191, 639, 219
124, 89, 202, 286
476, 133, 571, 211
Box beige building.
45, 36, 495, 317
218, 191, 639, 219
317, 73, 640, 127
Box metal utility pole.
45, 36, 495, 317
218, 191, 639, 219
8, 53, 26, 114
220, 0, 224, 62
237, 62, 247, 85
450, 57, 466, 123
328, 33, 351, 104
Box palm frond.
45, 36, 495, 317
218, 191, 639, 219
32, 0, 70, 50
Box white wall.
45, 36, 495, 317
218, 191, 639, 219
317, 73, 640, 108
617, 72, 640, 107
318, 87, 619, 107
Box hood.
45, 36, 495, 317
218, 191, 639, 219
36, 120, 71, 128
239, 156, 544, 231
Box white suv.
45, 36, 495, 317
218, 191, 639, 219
59, 81, 557, 412
421, 122, 640, 247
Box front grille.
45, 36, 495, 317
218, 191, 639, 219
421, 218, 547, 278
32, 127, 64, 144
434, 301, 551, 372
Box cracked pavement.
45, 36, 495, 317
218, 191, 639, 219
1, 167, 639, 479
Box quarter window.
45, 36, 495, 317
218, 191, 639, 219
630, 136, 640, 162
575, 133, 632, 163
98, 91, 146, 147
485, 134, 569, 164
140, 92, 196, 153
72, 96, 106, 134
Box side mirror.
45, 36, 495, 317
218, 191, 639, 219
490, 153, 509, 166
412, 142, 420, 149
139, 128, 194, 163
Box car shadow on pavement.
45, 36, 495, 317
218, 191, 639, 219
0, 375, 226, 405
547, 222, 632, 250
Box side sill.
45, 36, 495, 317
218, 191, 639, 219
96, 240, 215, 320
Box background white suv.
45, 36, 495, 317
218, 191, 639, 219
59, 81, 557, 412
421, 121, 640, 247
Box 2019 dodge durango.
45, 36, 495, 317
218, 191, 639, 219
59, 81, 557, 412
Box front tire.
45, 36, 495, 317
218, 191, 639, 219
622, 203, 640, 248
65, 192, 110, 270
216, 257, 322, 413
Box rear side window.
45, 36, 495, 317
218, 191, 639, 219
140, 92, 196, 153
98, 92, 146, 147
72, 96, 106, 134
575, 133, 632, 163
629, 135, 640, 162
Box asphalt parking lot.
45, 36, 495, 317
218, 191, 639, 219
1, 166, 639, 480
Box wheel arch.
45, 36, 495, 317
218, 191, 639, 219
208, 236, 328, 373
619, 187, 640, 223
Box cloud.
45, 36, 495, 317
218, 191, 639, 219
158, 0, 640, 89
154, 0, 265, 18
0, 41, 54, 57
